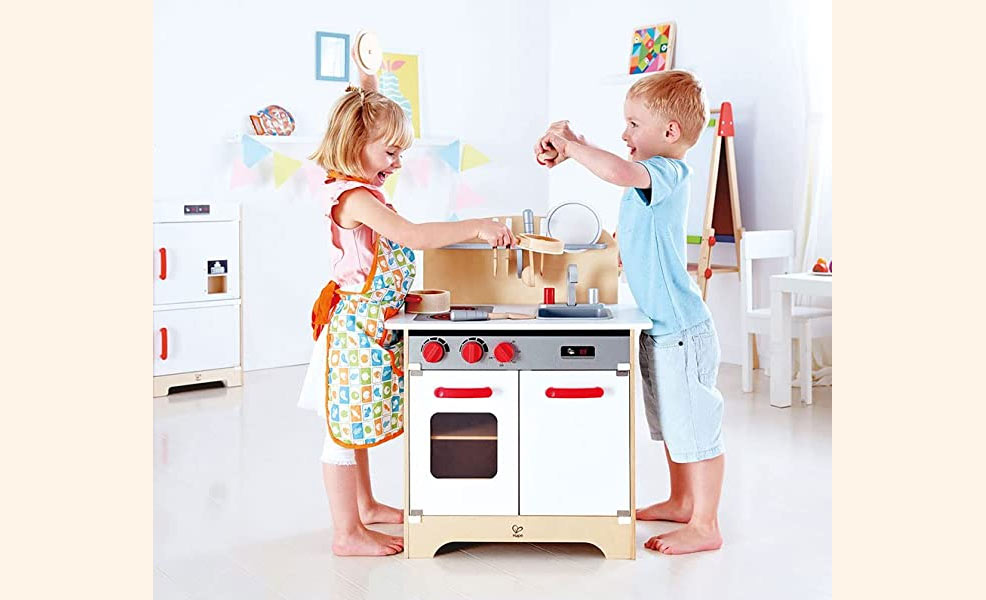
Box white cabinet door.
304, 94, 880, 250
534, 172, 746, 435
519, 370, 630, 516
153, 303, 240, 376
409, 370, 518, 516
153, 222, 239, 305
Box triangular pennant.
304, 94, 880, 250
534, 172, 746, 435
273, 152, 303, 188
453, 181, 484, 210
242, 135, 272, 167
303, 162, 326, 195
230, 157, 259, 190
437, 140, 461, 171
382, 170, 400, 199
460, 144, 490, 171
405, 157, 431, 187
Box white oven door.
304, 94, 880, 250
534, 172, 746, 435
519, 370, 630, 516
409, 370, 518, 516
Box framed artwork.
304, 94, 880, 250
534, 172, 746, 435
316, 32, 349, 82
629, 22, 676, 74
380, 52, 420, 138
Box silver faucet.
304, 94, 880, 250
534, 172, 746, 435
567, 264, 578, 306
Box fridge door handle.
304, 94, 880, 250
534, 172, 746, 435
159, 327, 169, 360
434, 386, 493, 398
158, 248, 167, 280
545, 386, 604, 399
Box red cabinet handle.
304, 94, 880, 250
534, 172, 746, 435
159, 248, 167, 280
546, 386, 604, 399
434, 387, 493, 398
159, 327, 169, 360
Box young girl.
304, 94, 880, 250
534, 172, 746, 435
298, 62, 515, 557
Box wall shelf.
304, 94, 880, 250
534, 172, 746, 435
443, 242, 608, 251
226, 134, 459, 147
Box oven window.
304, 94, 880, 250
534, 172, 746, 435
430, 413, 497, 479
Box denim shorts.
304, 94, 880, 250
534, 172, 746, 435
638, 319, 725, 463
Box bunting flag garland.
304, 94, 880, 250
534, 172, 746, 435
232, 136, 492, 207
242, 135, 272, 167
382, 170, 400, 199
453, 181, 485, 211
273, 152, 303, 188
460, 144, 490, 171
437, 140, 461, 171
230, 157, 259, 189
404, 156, 431, 187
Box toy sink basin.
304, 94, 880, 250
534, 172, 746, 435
536, 305, 613, 320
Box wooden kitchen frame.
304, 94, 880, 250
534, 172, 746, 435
400, 328, 639, 560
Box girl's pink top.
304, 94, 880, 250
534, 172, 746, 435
323, 179, 393, 291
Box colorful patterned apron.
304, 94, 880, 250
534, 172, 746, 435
310, 193, 416, 449
312, 236, 415, 448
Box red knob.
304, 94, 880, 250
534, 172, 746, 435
494, 342, 515, 363
461, 341, 484, 364
704, 268, 713, 279
422, 341, 445, 363
708, 235, 716, 247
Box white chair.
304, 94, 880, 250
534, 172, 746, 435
740, 230, 832, 404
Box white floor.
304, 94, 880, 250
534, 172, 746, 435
154, 363, 831, 600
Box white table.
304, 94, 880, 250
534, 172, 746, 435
769, 273, 833, 408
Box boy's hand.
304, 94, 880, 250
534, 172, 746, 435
542, 133, 576, 166
535, 120, 584, 168
473, 218, 518, 248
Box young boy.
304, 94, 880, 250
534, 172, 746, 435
536, 70, 724, 555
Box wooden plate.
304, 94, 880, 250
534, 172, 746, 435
354, 30, 383, 75
517, 233, 564, 254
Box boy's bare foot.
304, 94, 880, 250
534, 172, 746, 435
332, 527, 404, 556
636, 499, 692, 522
644, 523, 722, 555
358, 501, 404, 524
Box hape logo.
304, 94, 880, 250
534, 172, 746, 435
511, 524, 523, 538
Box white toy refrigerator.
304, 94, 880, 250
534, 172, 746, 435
152, 202, 242, 396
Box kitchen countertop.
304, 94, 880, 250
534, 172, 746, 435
386, 304, 652, 331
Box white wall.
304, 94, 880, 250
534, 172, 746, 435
155, 0, 829, 370
547, 0, 832, 364
154, 0, 550, 370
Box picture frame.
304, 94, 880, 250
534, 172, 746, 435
315, 32, 349, 82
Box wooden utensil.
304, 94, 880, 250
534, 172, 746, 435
492, 217, 499, 277
449, 309, 535, 321
404, 289, 451, 314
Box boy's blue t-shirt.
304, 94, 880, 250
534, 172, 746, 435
617, 155, 711, 336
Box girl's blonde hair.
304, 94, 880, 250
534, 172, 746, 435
309, 85, 414, 179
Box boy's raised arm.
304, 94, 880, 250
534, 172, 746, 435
547, 133, 650, 190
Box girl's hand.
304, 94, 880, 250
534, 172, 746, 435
473, 218, 518, 248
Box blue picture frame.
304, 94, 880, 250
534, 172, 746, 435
315, 32, 349, 82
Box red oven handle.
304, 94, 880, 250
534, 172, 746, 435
434, 387, 493, 398
545, 386, 604, 399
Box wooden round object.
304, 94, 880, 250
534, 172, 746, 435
517, 233, 564, 255
404, 289, 450, 314
354, 30, 383, 75
537, 148, 559, 163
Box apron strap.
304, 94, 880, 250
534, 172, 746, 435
311, 280, 341, 341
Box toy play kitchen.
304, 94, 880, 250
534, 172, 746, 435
387, 208, 651, 559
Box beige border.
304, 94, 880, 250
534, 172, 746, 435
4, 0, 151, 597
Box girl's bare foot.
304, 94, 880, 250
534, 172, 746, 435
644, 523, 722, 555
358, 501, 404, 524
332, 526, 404, 556
636, 499, 692, 522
